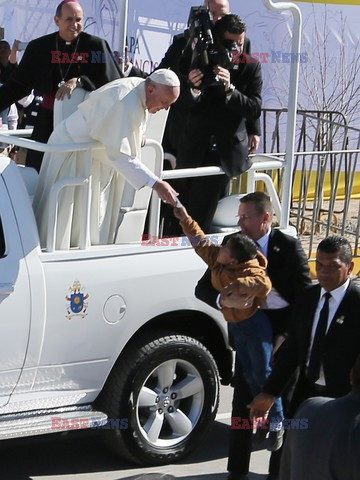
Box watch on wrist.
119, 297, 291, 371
76, 77, 83, 88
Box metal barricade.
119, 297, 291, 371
252, 108, 360, 258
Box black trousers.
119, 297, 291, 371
227, 327, 299, 476
228, 365, 331, 475
25, 107, 54, 172
227, 357, 253, 475
264, 306, 292, 338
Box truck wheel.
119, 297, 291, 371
99, 333, 219, 465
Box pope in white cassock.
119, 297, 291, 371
32, 69, 180, 250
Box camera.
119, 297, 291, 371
187, 6, 214, 52
17, 41, 28, 51
181, 6, 237, 92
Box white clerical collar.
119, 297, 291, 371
58, 34, 78, 46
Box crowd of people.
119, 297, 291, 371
0, 1, 359, 479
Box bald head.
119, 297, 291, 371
204, 0, 230, 22
55, 0, 81, 17
54, 1, 84, 42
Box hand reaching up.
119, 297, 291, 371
173, 200, 189, 221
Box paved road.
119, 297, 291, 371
0, 385, 270, 480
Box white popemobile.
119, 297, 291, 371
0, 0, 302, 465
0, 102, 233, 465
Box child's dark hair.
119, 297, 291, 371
224, 233, 258, 263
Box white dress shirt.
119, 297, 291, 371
257, 229, 290, 310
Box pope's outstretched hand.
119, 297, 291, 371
153, 179, 178, 206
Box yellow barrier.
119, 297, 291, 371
309, 259, 360, 279
235, 170, 360, 202
292, 171, 360, 202
309, 249, 360, 279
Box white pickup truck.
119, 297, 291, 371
0, 151, 233, 465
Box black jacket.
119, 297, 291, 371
174, 52, 262, 177
265, 280, 360, 399
196, 228, 311, 309
159, 31, 258, 169
0, 31, 122, 111
281, 393, 360, 480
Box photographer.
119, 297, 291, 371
160, 0, 255, 160
159, 1, 232, 78
164, 14, 262, 234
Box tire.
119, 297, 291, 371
99, 332, 220, 465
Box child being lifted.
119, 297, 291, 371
174, 202, 272, 322
174, 202, 284, 444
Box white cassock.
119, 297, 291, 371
33, 77, 158, 250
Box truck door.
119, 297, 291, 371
0, 177, 31, 407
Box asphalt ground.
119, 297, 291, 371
0, 384, 272, 480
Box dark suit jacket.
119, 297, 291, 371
280, 393, 360, 480
128, 65, 148, 79
172, 50, 262, 177
0, 31, 122, 111
158, 31, 251, 75
0, 61, 17, 84
159, 31, 257, 166
265, 280, 360, 399
196, 228, 311, 314
266, 229, 312, 305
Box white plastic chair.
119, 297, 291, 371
115, 109, 169, 243
17, 164, 39, 202
53, 88, 169, 244
211, 193, 245, 233
15, 89, 89, 205
53, 87, 89, 128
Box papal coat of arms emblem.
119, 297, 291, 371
65, 280, 89, 319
